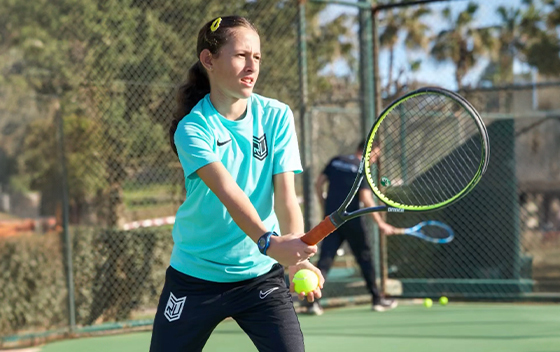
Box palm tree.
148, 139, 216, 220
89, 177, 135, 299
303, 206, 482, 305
526, 0, 560, 77
307, 12, 357, 101
430, 2, 496, 88
379, 4, 431, 96
482, 0, 560, 83
481, 1, 543, 84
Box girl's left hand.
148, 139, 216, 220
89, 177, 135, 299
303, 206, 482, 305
288, 261, 325, 302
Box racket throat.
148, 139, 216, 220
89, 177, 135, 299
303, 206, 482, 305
330, 212, 345, 228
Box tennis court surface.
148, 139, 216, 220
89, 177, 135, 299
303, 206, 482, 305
33, 302, 560, 352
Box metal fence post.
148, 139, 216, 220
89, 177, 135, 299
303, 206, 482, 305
55, 100, 76, 332
371, 5, 386, 297
359, 0, 376, 131
298, 0, 314, 231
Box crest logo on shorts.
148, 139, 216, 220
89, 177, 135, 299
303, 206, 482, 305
253, 134, 268, 161
164, 292, 186, 322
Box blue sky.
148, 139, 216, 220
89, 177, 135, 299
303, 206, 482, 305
318, 0, 533, 90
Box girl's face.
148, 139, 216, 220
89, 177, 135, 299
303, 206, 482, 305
208, 27, 261, 100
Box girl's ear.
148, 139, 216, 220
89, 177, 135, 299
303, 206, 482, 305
200, 49, 214, 72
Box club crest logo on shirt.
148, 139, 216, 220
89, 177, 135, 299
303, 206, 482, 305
253, 134, 268, 161
164, 292, 186, 322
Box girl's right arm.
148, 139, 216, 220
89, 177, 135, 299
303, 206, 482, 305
196, 161, 317, 266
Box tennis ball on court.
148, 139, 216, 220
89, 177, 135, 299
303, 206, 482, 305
293, 269, 319, 295
423, 298, 433, 308
380, 176, 391, 187
439, 296, 448, 306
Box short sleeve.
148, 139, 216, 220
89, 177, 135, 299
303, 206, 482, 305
359, 179, 370, 190
361, 163, 375, 204
273, 107, 303, 175
360, 162, 374, 190
175, 118, 219, 179
322, 159, 334, 179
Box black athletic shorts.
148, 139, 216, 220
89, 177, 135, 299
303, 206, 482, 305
149, 264, 304, 352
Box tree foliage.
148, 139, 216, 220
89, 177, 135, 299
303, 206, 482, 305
430, 2, 496, 88
0, 0, 352, 225
4, 0, 560, 225
378, 3, 431, 97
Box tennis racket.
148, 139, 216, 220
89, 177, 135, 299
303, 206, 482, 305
396, 221, 454, 244
302, 87, 490, 245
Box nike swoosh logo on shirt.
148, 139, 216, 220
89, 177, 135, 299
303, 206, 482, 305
217, 139, 232, 146
259, 287, 279, 299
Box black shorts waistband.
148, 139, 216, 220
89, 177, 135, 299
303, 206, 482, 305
166, 264, 285, 295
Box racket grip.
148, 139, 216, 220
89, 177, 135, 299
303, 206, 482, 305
301, 216, 337, 245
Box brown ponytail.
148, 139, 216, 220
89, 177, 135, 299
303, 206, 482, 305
170, 62, 210, 155
169, 16, 257, 155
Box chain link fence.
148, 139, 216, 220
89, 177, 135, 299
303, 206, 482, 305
369, 0, 560, 300
0, 0, 306, 345
1, 0, 560, 347
300, 0, 560, 302
308, 0, 560, 302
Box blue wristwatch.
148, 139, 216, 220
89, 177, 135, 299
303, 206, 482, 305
257, 231, 279, 255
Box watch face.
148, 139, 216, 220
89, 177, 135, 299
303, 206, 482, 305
258, 237, 266, 249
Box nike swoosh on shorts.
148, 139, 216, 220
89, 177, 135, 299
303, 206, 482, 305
259, 287, 279, 299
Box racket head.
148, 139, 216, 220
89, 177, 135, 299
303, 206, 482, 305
404, 220, 454, 244
363, 87, 490, 211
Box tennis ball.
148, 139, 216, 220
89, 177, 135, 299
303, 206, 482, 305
423, 298, 433, 308
293, 269, 319, 295
380, 176, 391, 187
439, 296, 448, 305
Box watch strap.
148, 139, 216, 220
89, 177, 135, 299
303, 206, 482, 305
258, 231, 279, 255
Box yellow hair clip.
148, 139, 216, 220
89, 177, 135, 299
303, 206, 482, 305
210, 18, 222, 32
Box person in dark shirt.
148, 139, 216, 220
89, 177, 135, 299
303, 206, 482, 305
306, 139, 399, 315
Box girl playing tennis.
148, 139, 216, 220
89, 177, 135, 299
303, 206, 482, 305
149, 16, 324, 352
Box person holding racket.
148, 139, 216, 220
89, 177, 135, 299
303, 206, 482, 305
150, 16, 323, 352
304, 139, 399, 315
300, 87, 489, 316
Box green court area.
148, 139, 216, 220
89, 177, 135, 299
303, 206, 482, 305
38, 303, 560, 352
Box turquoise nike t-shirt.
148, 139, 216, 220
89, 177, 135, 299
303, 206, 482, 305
170, 93, 303, 282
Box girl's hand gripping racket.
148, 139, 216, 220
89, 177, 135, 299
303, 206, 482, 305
302, 87, 490, 245
396, 221, 454, 244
